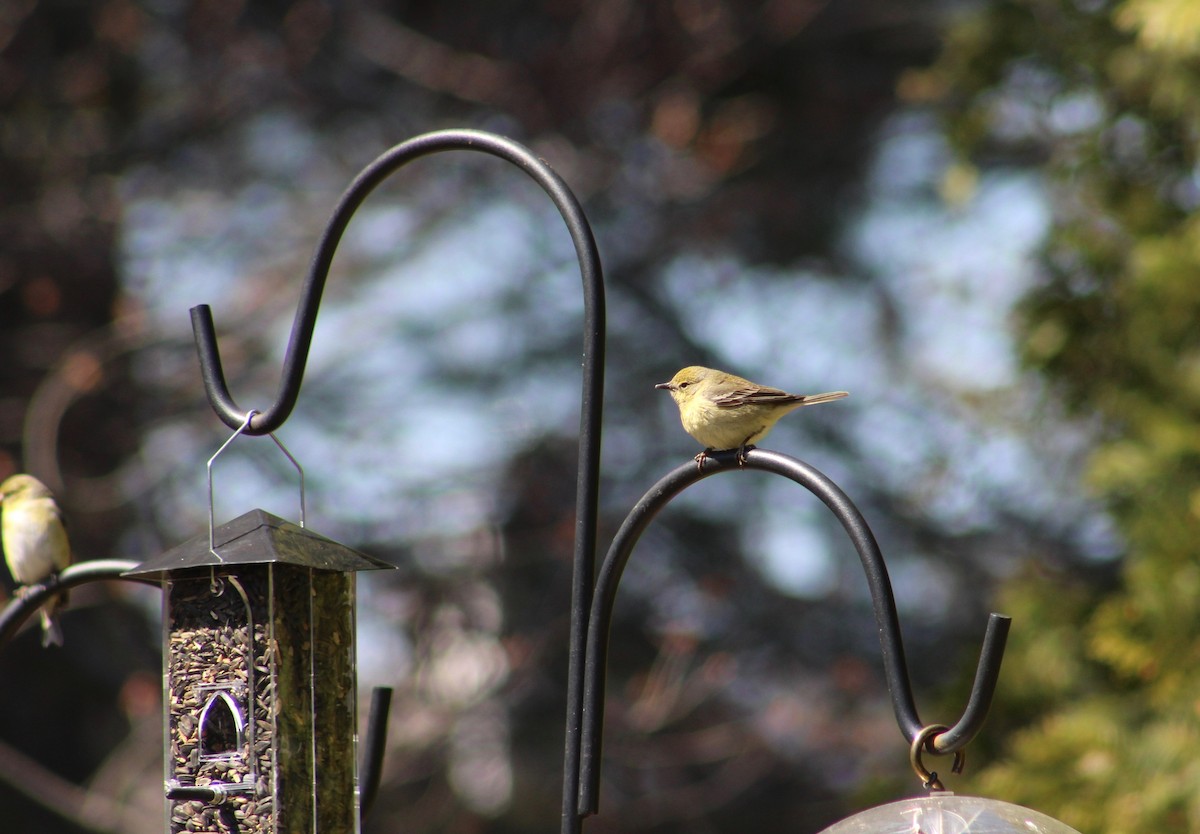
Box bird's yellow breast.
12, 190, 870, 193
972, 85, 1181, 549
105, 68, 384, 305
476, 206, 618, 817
2, 498, 70, 584
680, 399, 785, 450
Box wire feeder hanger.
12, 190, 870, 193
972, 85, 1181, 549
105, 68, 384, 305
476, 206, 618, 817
0, 129, 1013, 833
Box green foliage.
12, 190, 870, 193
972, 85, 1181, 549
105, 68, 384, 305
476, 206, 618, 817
936, 1, 1200, 830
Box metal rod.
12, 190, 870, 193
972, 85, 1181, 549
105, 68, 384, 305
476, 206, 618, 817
186, 129, 605, 834
165, 780, 254, 802
207, 410, 257, 559
0, 559, 151, 648
359, 686, 393, 824
267, 430, 306, 528
166, 784, 229, 803
576, 448, 1010, 816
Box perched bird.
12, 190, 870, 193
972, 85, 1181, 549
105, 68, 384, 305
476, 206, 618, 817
0, 474, 71, 647
656, 366, 848, 465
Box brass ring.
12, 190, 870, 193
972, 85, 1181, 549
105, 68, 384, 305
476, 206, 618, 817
910, 724, 965, 790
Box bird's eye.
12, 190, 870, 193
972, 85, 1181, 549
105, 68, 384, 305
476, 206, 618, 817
678, 382, 690, 388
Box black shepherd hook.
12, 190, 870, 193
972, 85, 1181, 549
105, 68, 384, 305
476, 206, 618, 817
186, 129, 605, 834
0, 559, 147, 647
576, 447, 1011, 817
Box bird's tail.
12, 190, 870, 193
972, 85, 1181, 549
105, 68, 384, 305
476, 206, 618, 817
39, 592, 68, 648
40, 610, 63, 647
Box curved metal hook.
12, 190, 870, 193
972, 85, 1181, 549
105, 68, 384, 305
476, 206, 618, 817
0, 559, 153, 648
576, 448, 1010, 816
910, 723, 965, 791
190, 128, 604, 438
187, 129, 605, 834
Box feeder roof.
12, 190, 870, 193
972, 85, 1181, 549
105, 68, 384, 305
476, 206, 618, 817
124, 509, 394, 579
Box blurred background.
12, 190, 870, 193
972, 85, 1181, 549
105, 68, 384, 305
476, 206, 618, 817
1, 0, 1198, 831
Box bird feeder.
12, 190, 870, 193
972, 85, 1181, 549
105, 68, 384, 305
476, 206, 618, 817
808, 722, 1082, 833
125, 508, 392, 834
817, 793, 1082, 834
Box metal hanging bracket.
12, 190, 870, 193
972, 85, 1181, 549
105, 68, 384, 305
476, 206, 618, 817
575, 447, 1011, 816
183, 129, 607, 834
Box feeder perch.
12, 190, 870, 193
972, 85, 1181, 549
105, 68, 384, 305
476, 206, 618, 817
125, 509, 393, 834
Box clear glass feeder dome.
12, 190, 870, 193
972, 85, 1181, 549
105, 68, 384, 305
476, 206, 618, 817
818, 793, 1081, 834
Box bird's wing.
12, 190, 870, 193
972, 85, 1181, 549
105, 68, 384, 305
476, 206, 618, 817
42, 499, 72, 569
711, 385, 804, 409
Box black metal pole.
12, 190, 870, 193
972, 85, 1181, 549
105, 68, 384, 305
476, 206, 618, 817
187, 129, 606, 834
359, 686, 393, 825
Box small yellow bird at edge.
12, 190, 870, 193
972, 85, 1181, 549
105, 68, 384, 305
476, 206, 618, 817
656, 366, 848, 467
1, 474, 72, 647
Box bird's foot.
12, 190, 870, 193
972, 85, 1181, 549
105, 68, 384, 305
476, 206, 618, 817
736, 444, 756, 465
693, 449, 715, 470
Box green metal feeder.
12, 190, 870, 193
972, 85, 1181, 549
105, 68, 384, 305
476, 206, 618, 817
126, 508, 391, 834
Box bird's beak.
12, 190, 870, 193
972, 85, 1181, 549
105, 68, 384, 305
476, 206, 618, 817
654, 382, 672, 391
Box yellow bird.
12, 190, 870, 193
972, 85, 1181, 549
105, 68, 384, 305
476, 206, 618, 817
1, 474, 72, 647
656, 366, 848, 464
